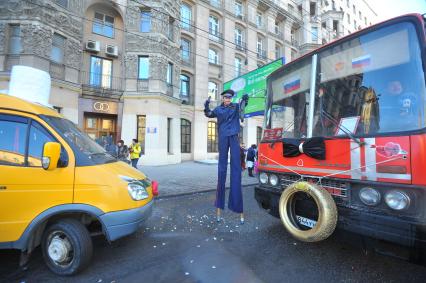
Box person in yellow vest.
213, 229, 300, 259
129, 139, 141, 168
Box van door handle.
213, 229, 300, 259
0, 186, 6, 190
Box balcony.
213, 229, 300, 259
235, 40, 247, 52
137, 79, 149, 92
235, 13, 245, 21
180, 93, 194, 105
50, 62, 65, 80
182, 54, 194, 68
181, 20, 195, 33
209, 0, 222, 9
81, 71, 123, 99
257, 49, 267, 60
209, 29, 224, 44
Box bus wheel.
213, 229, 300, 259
279, 181, 338, 242
41, 219, 93, 275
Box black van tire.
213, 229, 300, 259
279, 181, 338, 242
41, 218, 93, 275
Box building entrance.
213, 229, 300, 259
84, 113, 117, 142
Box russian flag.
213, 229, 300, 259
352, 55, 371, 68
284, 79, 300, 94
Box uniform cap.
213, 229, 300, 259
220, 89, 235, 98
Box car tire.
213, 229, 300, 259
279, 181, 338, 242
41, 218, 93, 275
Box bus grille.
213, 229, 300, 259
280, 174, 348, 198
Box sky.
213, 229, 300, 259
369, 0, 426, 22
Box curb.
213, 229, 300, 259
156, 182, 257, 200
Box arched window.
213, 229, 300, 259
208, 81, 218, 100
181, 119, 191, 153
208, 48, 219, 64
207, 121, 218, 152
181, 3, 192, 31
180, 74, 190, 97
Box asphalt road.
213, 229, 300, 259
1, 187, 426, 283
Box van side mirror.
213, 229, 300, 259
42, 142, 61, 170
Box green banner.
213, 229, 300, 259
223, 58, 284, 117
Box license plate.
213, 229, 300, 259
296, 215, 317, 228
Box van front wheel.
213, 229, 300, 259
41, 219, 93, 275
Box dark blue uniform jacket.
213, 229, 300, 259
204, 103, 240, 137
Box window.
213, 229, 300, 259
346, 0, 349, 8
310, 2, 316, 16
181, 119, 191, 153
235, 57, 242, 77
352, 4, 355, 14
208, 49, 219, 64
275, 44, 281, 59
28, 121, 56, 167
51, 33, 66, 63
93, 12, 114, 38
347, 14, 350, 24
167, 63, 173, 85
364, 17, 367, 26
256, 12, 262, 28
56, 0, 68, 8
168, 18, 174, 41
312, 27, 318, 42
354, 20, 356, 30
8, 25, 22, 54
0, 115, 27, 166
140, 10, 151, 32
181, 39, 191, 62
209, 15, 219, 36
256, 37, 264, 56
138, 56, 149, 79
208, 81, 218, 99
137, 115, 146, 154
207, 121, 218, 152
180, 74, 190, 96
359, 11, 362, 20
256, 126, 262, 145
167, 118, 172, 154
181, 4, 192, 31
90, 56, 112, 88
235, 28, 243, 45
235, 1, 243, 17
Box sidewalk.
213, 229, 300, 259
139, 161, 258, 198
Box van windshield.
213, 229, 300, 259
42, 115, 117, 166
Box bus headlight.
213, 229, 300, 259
359, 187, 380, 206
385, 191, 410, 210
259, 173, 268, 184
269, 174, 279, 186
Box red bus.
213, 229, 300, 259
255, 14, 426, 254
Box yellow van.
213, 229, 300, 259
0, 94, 154, 275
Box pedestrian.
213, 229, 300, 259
240, 142, 246, 172
129, 138, 141, 169
246, 144, 257, 177
116, 139, 130, 164
204, 89, 249, 224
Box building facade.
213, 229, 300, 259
0, 0, 377, 165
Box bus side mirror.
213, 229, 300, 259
42, 142, 61, 170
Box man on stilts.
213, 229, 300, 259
204, 89, 249, 224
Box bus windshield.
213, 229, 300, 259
267, 20, 426, 139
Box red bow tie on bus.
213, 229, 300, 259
282, 137, 326, 160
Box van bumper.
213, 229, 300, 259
100, 200, 153, 241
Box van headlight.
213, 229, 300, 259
127, 182, 149, 201
385, 190, 410, 210
269, 174, 279, 186
259, 173, 268, 184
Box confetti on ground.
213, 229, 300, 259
153, 245, 157, 248
190, 260, 194, 263
197, 245, 201, 248
185, 272, 190, 275
212, 266, 216, 269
